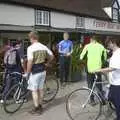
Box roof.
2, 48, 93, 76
1, 0, 113, 20
101, 0, 114, 7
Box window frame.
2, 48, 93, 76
35, 9, 50, 26
112, 0, 120, 22
76, 16, 85, 28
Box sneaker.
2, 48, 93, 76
0, 99, 4, 104
38, 104, 43, 113
29, 105, 43, 115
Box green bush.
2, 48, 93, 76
71, 45, 85, 73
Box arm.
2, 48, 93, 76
16, 50, 23, 72
66, 41, 73, 56
46, 47, 54, 66
103, 48, 107, 61
80, 45, 88, 60
58, 43, 64, 54
96, 67, 115, 73
26, 47, 33, 73
27, 60, 33, 73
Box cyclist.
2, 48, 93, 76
80, 35, 107, 104
25, 31, 54, 114
0, 41, 23, 103
96, 37, 120, 120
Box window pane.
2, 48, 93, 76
76, 17, 84, 27
113, 8, 118, 20
35, 10, 49, 25
113, 1, 119, 8
118, 0, 120, 6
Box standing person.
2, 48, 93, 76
96, 37, 120, 120
58, 32, 73, 86
0, 41, 22, 103
25, 31, 53, 114
80, 35, 107, 103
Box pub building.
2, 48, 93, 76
0, 0, 120, 54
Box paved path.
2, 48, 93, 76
0, 80, 115, 120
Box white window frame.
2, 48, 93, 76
113, 8, 119, 22
117, 0, 120, 6
112, 0, 119, 22
76, 17, 85, 28
35, 10, 50, 26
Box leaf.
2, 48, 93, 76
71, 45, 85, 73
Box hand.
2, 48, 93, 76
66, 53, 71, 56
23, 73, 28, 77
23, 73, 30, 80
45, 63, 52, 68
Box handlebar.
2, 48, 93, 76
10, 72, 22, 76
94, 72, 108, 82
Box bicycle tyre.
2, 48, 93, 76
3, 84, 24, 114
66, 88, 102, 120
43, 77, 59, 103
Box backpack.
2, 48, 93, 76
4, 48, 18, 66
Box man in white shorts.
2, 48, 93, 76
26, 31, 53, 114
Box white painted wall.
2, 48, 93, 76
85, 18, 120, 32
0, 3, 34, 26
51, 12, 76, 28
103, 7, 112, 18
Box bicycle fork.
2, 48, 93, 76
82, 80, 97, 108
14, 87, 21, 101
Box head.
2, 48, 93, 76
28, 31, 39, 44
106, 37, 120, 50
16, 39, 22, 46
63, 32, 69, 40
90, 35, 100, 43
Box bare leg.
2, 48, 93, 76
32, 90, 39, 107
38, 89, 44, 105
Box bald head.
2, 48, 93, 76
63, 32, 69, 40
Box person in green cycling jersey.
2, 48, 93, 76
80, 35, 107, 103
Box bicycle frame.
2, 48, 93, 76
82, 73, 109, 108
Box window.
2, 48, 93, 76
118, 0, 120, 6
113, 1, 119, 8
113, 8, 119, 22
112, 0, 119, 22
35, 10, 50, 26
76, 17, 84, 28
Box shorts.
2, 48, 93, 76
27, 71, 46, 91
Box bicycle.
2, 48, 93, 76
66, 73, 115, 120
3, 72, 59, 114
0, 72, 4, 98
0, 71, 21, 99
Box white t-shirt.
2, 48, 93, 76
109, 48, 120, 85
27, 42, 53, 64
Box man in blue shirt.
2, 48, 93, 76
58, 32, 73, 85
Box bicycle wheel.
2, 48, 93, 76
43, 76, 59, 103
3, 84, 24, 114
66, 88, 102, 120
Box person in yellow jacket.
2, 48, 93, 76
80, 35, 107, 103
